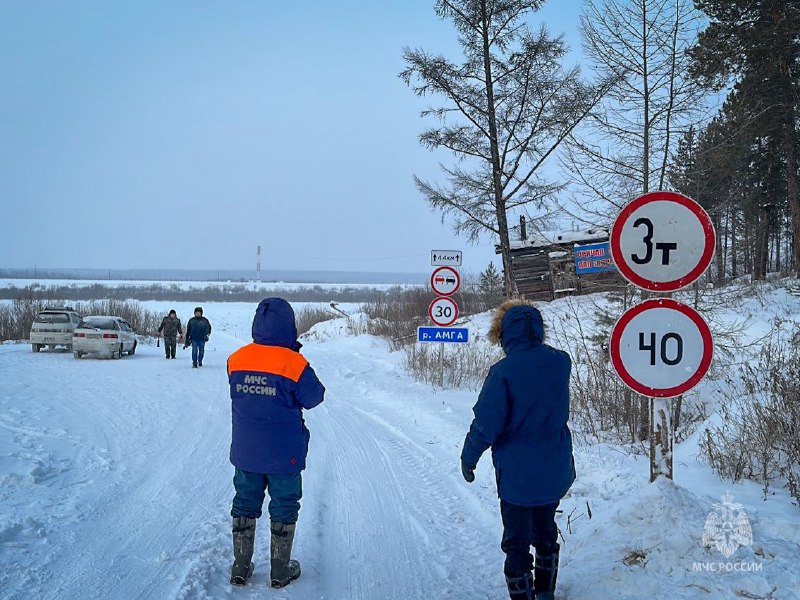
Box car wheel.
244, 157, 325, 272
128, 340, 137, 356
73, 351, 82, 359
32, 344, 40, 353
114, 344, 123, 359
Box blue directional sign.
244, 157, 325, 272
417, 327, 469, 343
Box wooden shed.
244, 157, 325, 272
499, 223, 625, 301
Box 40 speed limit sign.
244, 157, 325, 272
610, 298, 713, 398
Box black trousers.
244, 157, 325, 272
500, 500, 559, 577
164, 336, 177, 358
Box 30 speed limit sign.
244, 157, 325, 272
610, 298, 713, 398
611, 191, 715, 292
429, 297, 459, 327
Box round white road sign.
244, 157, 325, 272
428, 297, 459, 327
611, 191, 715, 292
430, 266, 461, 296
610, 298, 713, 398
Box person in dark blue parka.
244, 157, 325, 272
226, 298, 325, 589
461, 299, 575, 600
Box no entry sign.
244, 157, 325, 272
611, 191, 715, 292
429, 297, 459, 327
610, 298, 713, 398
431, 266, 461, 296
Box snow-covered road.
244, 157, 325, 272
0, 323, 507, 600
3, 296, 800, 599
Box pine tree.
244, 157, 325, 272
690, 0, 800, 272
478, 261, 504, 306
401, 0, 607, 297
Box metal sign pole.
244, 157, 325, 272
438, 342, 445, 388
649, 396, 674, 482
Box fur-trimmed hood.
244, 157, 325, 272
488, 299, 544, 352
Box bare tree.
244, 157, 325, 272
401, 0, 607, 296
562, 0, 705, 222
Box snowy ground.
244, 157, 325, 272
1, 286, 799, 599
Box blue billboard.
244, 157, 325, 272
574, 242, 616, 274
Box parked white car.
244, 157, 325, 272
30, 307, 83, 352
72, 316, 138, 359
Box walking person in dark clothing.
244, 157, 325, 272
461, 299, 575, 600
157, 309, 183, 359
184, 307, 211, 368
227, 298, 325, 588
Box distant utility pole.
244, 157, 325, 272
256, 245, 262, 282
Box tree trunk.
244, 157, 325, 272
480, 0, 514, 297
641, 0, 650, 193
784, 102, 800, 276
775, 7, 800, 276
731, 208, 738, 277
755, 204, 770, 280
714, 211, 723, 282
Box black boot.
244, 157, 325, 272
230, 517, 256, 586
270, 522, 301, 588
534, 544, 560, 600
506, 572, 534, 600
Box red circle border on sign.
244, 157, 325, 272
609, 298, 713, 398
610, 191, 715, 292
430, 266, 461, 297
428, 297, 459, 327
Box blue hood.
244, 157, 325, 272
252, 298, 299, 349
501, 305, 544, 353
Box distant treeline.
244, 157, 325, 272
0, 283, 412, 304
0, 268, 426, 285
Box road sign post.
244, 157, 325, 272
423, 251, 467, 386
609, 192, 715, 482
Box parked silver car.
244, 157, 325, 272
30, 307, 82, 352
72, 316, 138, 359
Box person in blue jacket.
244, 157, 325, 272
461, 299, 575, 600
226, 298, 325, 589
184, 306, 211, 368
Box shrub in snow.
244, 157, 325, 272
295, 306, 337, 335
401, 339, 502, 390
0, 290, 161, 341
701, 323, 800, 503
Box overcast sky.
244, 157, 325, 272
0, 0, 583, 275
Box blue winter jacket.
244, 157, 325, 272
228, 298, 325, 474
461, 305, 575, 506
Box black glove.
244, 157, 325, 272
461, 461, 475, 483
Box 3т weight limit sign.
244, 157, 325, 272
609, 191, 715, 398
611, 191, 715, 292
